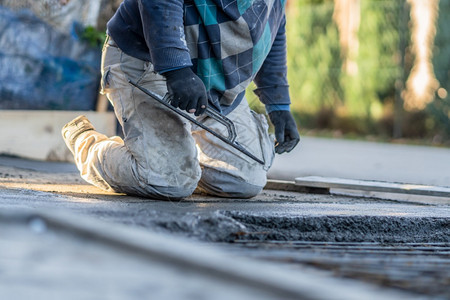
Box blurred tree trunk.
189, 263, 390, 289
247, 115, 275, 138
404, 0, 439, 111
333, 0, 360, 76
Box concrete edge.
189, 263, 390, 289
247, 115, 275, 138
0, 208, 419, 300
295, 176, 450, 198
266, 179, 450, 205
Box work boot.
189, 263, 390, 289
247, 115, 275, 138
61, 115, 95, 155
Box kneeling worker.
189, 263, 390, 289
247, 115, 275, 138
62, 0, 300, 199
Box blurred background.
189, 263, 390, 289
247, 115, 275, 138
0, 0, 449, 147
250, 0, 449, 146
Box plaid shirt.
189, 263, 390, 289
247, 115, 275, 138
108, 0, 290, 112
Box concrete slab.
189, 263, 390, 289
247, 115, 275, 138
0, 157, 448, 244
0, 156, 448, 298
0, 210, 417, 300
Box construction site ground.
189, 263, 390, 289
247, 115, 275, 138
0, 137, 449, 300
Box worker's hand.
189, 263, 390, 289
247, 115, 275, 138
268, 110, 300, 154
163, 67, 208, 116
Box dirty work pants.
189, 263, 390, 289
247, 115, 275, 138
72, 38, 275, 199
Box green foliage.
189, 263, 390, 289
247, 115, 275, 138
81, 26, 106, 48
343, 1, 403, 119
285, 0, 342, 114
246, 0, 449, 142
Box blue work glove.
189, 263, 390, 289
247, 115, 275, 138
163, 67, 208, 116
268, 110, 300, 154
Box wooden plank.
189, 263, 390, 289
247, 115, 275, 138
0, 110, 116, 162
295, 176, 450, 198
264, 180, 330, 194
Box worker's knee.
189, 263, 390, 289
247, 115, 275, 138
141, 166, 201, 199
223, 181, 263, 198
198, 168, 265, 198
147, 182, 198, 200
107, 161, 201, 200
115, 178, 199, 200
136, 154, 201, 199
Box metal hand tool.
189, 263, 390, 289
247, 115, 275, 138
128, 79, 264, 165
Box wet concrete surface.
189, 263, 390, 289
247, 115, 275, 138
0, 155, 449, 298
3, 218, 277, 300
1, 182, 448, 243
1, 211, 418, 300
221, 241, 450, 298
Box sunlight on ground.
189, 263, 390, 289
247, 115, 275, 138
0, 182, 119, 197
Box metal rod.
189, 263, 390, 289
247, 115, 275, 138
128, 79, 265, 165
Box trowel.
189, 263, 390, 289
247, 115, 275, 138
128, 79, 264, 165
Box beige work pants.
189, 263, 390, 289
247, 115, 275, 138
72, 37, 274, 199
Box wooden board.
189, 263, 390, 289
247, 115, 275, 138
0, 110, 116, 162
295, 176, 450, 198
265, 179, 330, 194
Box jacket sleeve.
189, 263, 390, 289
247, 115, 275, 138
138, 0, 192, 72
253, 15, 291, 107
